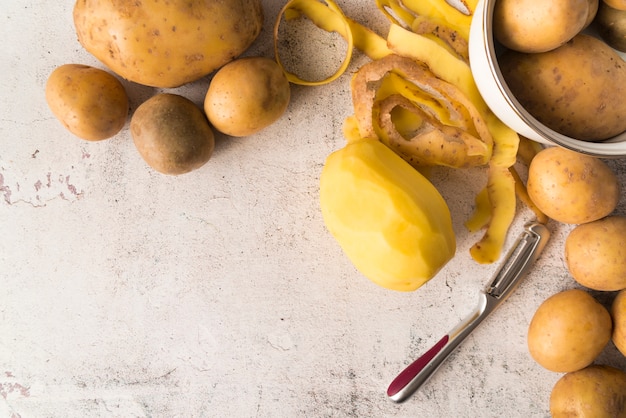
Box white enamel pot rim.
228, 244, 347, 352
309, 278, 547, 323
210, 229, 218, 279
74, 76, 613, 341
469, 0, 626, 158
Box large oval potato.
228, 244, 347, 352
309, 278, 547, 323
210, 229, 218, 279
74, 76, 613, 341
527, 289, 612, 373
565, 216, 626, 291
527, 147, 620, 224
130, 94, 215, 175
550, 365, 626, 417
73, 0, 264, 88
500, 34, 626, 141
204, 57, 291, 137
45, 64, 128, 141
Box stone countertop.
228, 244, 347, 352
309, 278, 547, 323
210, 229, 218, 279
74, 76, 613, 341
2, 1, 625, 417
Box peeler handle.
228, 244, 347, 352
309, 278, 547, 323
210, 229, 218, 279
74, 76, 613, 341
386, 292, 497, 402
386, 222, 550, 403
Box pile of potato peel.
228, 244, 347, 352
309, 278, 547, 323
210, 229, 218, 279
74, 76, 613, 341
282, 0, 532, 285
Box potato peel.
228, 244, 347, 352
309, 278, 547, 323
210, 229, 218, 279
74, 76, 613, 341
376, 0, 474, 40
350, 54, 492, 168
411, 15, 469, 62
273, 0, 354, 86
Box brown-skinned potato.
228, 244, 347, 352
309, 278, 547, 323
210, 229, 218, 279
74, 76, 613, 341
45, 64, 128, 141
73, 0, 264, 88
131, 94, 215, 175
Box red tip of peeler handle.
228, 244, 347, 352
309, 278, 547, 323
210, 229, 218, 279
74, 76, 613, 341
387, 334, 450, 397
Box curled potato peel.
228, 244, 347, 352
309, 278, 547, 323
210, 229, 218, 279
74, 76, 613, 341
376, 0, 475, 41
350, 54, 492, 169
411, 15, 469, 62
273, 0, 354, 85
377, 94, 489, 168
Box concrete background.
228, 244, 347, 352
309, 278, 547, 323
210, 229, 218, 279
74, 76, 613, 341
2, 1, 625, 417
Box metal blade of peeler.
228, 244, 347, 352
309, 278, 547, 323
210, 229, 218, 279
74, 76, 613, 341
387, 221, 551, 403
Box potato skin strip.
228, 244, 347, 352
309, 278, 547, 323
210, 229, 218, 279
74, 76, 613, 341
273, 0, 354, 86
387, 24, 482, 110
469, 165, 517, 264
377, 94, 489, 168
517, 135, 544, 167
465, 186, 491, 232
346, 17, 393, 60
509, 166, 549, 225
350, 54, 492, 168
375, 0, 419, 29
411, 15, 469, 62
374, 0, 474, 41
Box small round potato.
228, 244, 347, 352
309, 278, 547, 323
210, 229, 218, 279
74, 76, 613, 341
45, 64, 128, 141
527, 147, 620, 224
131, 93, 215, 175
493, 0, 592, 53
550, 365, 626, 417
204, 56, 290, 137
612, 289, 626, 356
527, 289, 612, 373
565, 216, 626, 291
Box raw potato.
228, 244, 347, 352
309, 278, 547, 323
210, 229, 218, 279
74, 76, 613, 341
493, 0, 593, 53
596, 1, 626, 52
73, 0, 264, 88
527, 147, 620, 224
527, 289, 612, 373
565, 216, 626, 291
130, 94, 215, 175
585, 0, 601, 26
550, 365, 626, 417
613, 289, 626, 356
499, 34, 626, 141
319, 138, 456, 292
604, 0, 626, 11
45, 64, 128, 141
204, 57, 291, 137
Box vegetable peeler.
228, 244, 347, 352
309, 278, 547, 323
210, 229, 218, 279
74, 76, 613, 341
387, 221, 551, 403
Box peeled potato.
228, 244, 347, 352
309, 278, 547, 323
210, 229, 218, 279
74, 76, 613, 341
45, 64, 128, 141
565, 216, 626, 291
527, 289, 612, 373
527, 147, 620, 224
319, 138, 456, 292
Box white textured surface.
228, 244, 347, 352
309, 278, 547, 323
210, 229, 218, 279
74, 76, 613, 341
2, 1, 626, 417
